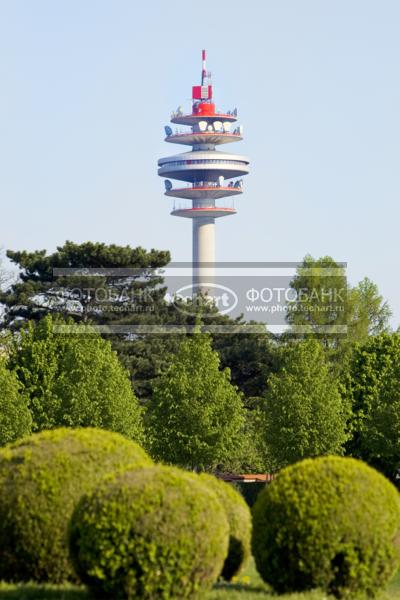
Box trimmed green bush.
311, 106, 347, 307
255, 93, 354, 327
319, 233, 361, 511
199, 473, 252, 580
252, 456, 400, 598
69, 465, 229, 599
0, 427, 152, 583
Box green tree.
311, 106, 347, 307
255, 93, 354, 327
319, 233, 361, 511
0, 359, 31, 446
264, 339, 348, 469
286, 255, 348, 343
347, 277, 392, 341
147, 330, 246, 471
237, 403, 272, 472
1, 240, 170, 327
9, 315, 144, 442
287, 255, 391, 350
344, 333, 400, 481
1, 241, 274, 402
212, 325, 280, 398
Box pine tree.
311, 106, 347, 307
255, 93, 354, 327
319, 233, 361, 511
1, 240, 170, 327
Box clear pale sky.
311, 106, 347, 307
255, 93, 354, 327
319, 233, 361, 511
0, 1, 399, 326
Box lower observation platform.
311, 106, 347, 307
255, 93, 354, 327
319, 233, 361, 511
171, 207, 236, 219
165, 185, 242, 200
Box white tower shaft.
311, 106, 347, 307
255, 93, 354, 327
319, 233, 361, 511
192, 217, 215, 292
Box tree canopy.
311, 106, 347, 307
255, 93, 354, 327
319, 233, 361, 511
9, 315, 144, 442
344, 332, 400, 481
147, 329, 246, 471
1, 241, 170, 327
0, 359, 31, 446
286, 255, 391, 350
264, 339, 349, 469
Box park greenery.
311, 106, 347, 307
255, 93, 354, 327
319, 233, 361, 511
0, 428, 152, 583
264, 339, 349, 468
9, 315, 144, 442
147, 328, 246, 471
0, 242, 400, 597
252, 456, 400, 597
70, 464, 230, 599
0, 241, 397, 479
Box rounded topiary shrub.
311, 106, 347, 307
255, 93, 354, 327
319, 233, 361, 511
199, 473, 252, 580
252, 456, 400, 598
69, 465, 229, 599
0, 427, 152, 583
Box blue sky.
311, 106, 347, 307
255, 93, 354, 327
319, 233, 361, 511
0, 1, 399, 326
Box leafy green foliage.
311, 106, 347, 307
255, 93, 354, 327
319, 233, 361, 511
69, 465, 229, 599
0, 359, 31, 445
287, 255, 391, 352
147, 331, 246, 470
286, 255, 348, 340
345, 333, 400, 480
0, 428, 152, 583
1, 241, 280, 403
252, 456, 400, 598
237, 404, 272, 473
199, 473, 252, 581
347, 277, 392, 340
264, 340, 348, 468
9, 315, 144, 442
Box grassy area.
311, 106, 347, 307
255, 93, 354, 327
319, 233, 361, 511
210, 560, 400, 599
1, 561, 400, 599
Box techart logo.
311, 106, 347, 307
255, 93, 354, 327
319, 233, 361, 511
169, 283, 238, 316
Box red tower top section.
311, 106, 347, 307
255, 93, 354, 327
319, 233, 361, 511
192, 49, 215, 115
170, 50, 237, 125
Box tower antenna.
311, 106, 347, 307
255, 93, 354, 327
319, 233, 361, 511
201, 49, 206, 86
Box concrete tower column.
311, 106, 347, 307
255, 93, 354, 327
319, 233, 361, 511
193, 217, 215, 294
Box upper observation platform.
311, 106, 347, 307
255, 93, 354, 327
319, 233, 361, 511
165, 129, 243, 147
170, 107, 238, 127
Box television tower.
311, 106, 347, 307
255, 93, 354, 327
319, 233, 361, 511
158, 50, 250, 293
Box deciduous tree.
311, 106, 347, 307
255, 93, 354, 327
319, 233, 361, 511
0, 359, 31, 446
147, 330, 246, 471
344, 332, 400, 481
264, 339, 348, 468
9, 315, 144, 442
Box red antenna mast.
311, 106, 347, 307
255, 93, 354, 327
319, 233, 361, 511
192, 50, 212, 103
201, 49, 207, 85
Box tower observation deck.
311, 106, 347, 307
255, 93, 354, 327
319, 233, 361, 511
158, 50, 250, 293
